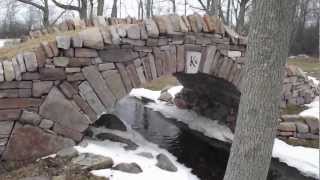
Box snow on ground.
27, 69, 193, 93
129, 86, 320, 179
272, 139, 319, 179
75, 128, 199, 180
308, 76, 320, 86
300, 96, 319, 119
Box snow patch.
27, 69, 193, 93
308, 76, 319, 86
272, 139, 319, 179
299, 96, 319, 119
75, 128, 199, 180
129, 88, 161, 102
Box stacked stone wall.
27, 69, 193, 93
0, 14, 317, 161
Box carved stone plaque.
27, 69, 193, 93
186, 51, 202, 74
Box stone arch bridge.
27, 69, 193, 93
0, 15, 317, 161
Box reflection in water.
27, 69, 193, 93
114, 97, 315, 180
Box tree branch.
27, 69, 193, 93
51, 0, 80, 11
16, 0, 45, 11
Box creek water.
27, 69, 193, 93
114, 97, 315, 180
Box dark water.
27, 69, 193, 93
114, 97, 316, 180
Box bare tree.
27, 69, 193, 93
97, 0, 104, 16
146, 0, 152, 18
137, 0, 144, 19
226, 0, 231, 25
223, 0, 297, 180
111, 0, 118, 17
197, 0, 219, 16
235, 0, 250, 33
51, 0, 88, 19
169, 0, 176, 14
16, 0, 49, 26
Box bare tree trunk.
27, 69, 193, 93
89, 0, 94, 20
137, 0, 144, 19
223, 0, 297, 180
170, 0, 176, 14
226, 0, 231, 25
212, 0, 219, 16
146, 0, 152, 18
236, 0, 248, 33
97, 0, 104, 16
111, 0, 118, 17
184, 0, 187, 16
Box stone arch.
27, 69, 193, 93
0, 15, 317, 161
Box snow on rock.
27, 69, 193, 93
129, 86, 320, 179
167, 85, 183, 97
299, 96, 319, 119
146, 102, 234, 143
129, 88, 161, 102
308, 76, 319, 86
75, 128, 199, 180
272, 139, 319, 179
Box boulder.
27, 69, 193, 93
137, 152, 153, 159
158, 92, 173, 103
2, 125, 75, 161
72, 153, 113, 170
94, 114, 127, 131
96, 133, 138, 150
11, 58, 22, 81
24, 52, 38, 72
113, 163, 143, 174
39, 87, 90, 141
53, 57, 70, 67
0, 121, 14, 138
32, 81, 53, 97
278, 122, 296, 132
79, 28, 104, 49
20, 110, 41, 125
295, 122, 309, 133
127, 24, 141, 40
75, 48, 98, 58
56, 147, 79, 159
304, 117, 319, 134
3, 60, 15, 81
156, 154, 177, 172
39, 119, 54, 129
56, 36, 71, 49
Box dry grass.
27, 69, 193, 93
0, 30, 79, 61
143, 75, 179, 91
287, 57, 320, 79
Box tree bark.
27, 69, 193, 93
226, 0, 231, 25
97, 0, 104, 16
89, 0, 94, 20
146, 0, 152, 18
223, 0, 297, 180
111, 0, 118, 17
236, 0, 249, 34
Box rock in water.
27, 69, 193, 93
158, 91, 173, 103
113, 162, 143, 174
96, 132, 138, 150
72, 153, 113, 170
156, 154, 178, 172
94, 114, 127, 131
